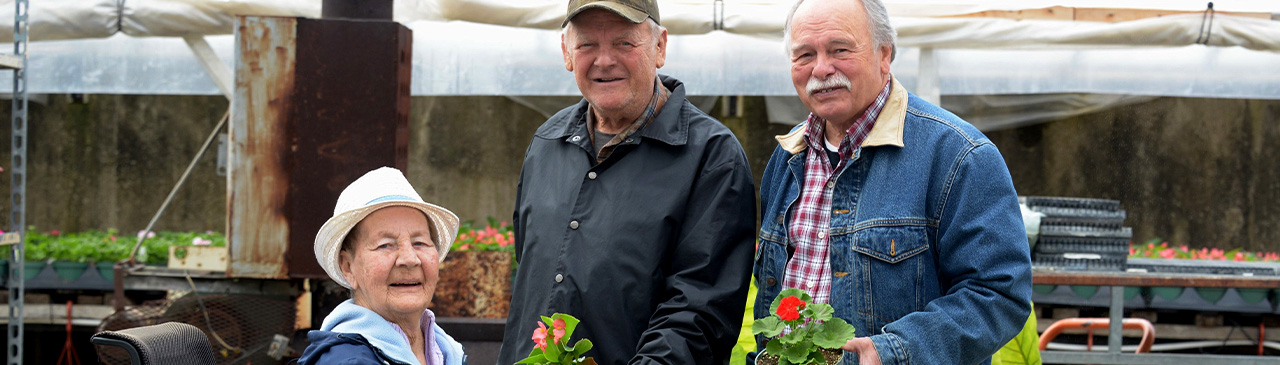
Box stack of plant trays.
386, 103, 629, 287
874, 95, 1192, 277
1024, 196, 1132, 272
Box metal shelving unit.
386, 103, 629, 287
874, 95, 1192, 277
5, 0, 28, 363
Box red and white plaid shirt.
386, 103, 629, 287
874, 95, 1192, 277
783, 80, 892, 304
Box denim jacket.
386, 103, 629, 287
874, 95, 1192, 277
753, 77, 1031, 365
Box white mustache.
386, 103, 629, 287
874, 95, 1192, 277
806, 73, 852, 95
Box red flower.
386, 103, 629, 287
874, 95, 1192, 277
776, 295, 806, 321
552, 318, 567, 344
532, 321, 549, 351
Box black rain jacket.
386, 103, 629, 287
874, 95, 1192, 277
498, 75, 757, 365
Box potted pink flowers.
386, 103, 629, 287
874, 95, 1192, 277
516, 313, 596, 365
752, 288, 856, 365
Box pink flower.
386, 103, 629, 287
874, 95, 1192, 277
1234, 252, 1244, 261
50, 229, 61, 236
1129, 247, 1136, 255
552, 318, 567, 344
137, 230, 156, 239
192, 237, 212, 246
109, 235, 116, 241
1159, 249, 1176, 259
532, 321, 549, 351
1210, 248, 1225, 260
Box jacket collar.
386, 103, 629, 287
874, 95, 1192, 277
777, 75, 908, 154
535, 74, 689, 147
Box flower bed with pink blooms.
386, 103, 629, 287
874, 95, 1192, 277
1130, 238, 1280, 262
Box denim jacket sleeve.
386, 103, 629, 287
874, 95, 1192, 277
869, 143, 1032, 365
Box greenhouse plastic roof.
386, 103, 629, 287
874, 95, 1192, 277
0, 1, 1277, 107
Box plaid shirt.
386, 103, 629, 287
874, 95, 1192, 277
783, 80, 892, 304
587, 77, 671, 163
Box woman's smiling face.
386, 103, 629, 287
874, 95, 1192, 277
340, 206, 440, 321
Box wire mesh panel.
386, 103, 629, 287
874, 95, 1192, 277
96, 294, 295, 365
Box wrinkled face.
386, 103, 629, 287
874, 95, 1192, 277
789, 0, 892, 125
562, 8, 667, 120
340, 206, 439, 320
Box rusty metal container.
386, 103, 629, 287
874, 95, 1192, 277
229, 15, 412, 279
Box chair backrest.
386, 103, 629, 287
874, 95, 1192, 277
91, 322, 218, 365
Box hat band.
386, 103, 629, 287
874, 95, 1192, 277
365, 194, 419, 205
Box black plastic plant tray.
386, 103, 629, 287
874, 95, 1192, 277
1023, 196, 1122, 211
1039, 225, 1133, 239
1125, 258, 1279, 277
1035, 238, 1131, 256
1039, 216, 1126, 229
1033, 255, 1127, 272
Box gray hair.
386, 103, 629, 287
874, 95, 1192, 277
783, 0, 897, 61
563, 17, 665, 54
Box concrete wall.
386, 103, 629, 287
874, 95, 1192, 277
0, 94, 228, 234
3, 94, 1277, 253
986, 97, 1280, 252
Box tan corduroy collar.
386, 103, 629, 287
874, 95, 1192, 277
777, 75, 908, 154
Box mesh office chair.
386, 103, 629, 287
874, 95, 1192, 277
91, 322, 217, 365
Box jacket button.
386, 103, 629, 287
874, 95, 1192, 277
555, 273, 564, 283
570, 136, 582, 142
587, 172, 597, 180
766, 277, 777, 286
569, 220, 579, 229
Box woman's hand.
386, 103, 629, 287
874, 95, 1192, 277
841, 337, 882, 365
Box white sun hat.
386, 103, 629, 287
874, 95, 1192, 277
314, 167, 460, 289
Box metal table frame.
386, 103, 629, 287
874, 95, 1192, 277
1034, 270, 1280, 364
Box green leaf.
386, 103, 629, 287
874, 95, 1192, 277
811, 318, 856, 348
805, 350, 826, 365
807, 303, 835, 322
765, 339, 785, 357
778, 325, 806, 345
992, 305, 1041, 365
752, 316, 784, 337
778, 340, 813, 364
543, 339, 563, 363
568, 338, 593, 359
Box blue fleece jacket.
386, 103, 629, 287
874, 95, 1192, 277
297, 299, 464, 365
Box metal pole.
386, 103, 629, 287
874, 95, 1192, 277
7, 0, 28, 362
1109, 285, 1124, 354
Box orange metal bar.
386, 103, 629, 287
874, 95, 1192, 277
1039, 317, 1156, 354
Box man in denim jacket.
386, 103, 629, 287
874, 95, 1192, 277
753, 0, 1032, 364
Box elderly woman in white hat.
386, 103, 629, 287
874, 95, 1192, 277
297, 167, 465, 365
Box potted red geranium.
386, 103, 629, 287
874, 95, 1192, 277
752, 288, 856, 365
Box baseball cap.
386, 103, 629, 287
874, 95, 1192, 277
563, 0, 660, 27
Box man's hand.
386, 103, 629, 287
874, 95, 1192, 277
841, 337, 882, 365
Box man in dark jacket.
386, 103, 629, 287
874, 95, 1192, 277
496, 1, 757, 364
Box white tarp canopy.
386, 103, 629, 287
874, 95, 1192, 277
2, 0, 1279, 129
